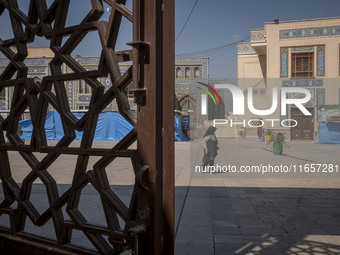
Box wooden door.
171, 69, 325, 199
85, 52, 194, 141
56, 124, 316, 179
291, 107, 314, 140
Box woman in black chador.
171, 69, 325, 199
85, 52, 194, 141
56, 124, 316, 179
202, 126, 219, 167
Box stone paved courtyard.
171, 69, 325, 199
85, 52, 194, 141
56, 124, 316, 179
1, 138, 340, 254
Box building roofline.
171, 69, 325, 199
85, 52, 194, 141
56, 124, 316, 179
250, 28, 266, 31
264, 16, 340, 25
175, 58, 210, 60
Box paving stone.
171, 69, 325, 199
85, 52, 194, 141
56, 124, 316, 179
213, 221, 241, 235
214, 242, 246, 254
211, 211, 236, 221
175, 242, 213, 255
235, 215, 265, 227
232, 206, 257, 215
214, 234, 245, 244
239, 226, 269, 236
213, 218, 238, 228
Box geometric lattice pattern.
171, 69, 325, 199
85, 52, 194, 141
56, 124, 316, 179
280, 25, 340, 39
280, 47, 288, 78
250, 29, 266, 42
238, 43, 255, 54
282, 79, 323, 87
0, 1, 148, 254
316, 88, 325, 106
291, 46, 314, 52
317, 45, 325, 76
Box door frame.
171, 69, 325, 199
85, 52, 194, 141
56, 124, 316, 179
290, 106, 314, 140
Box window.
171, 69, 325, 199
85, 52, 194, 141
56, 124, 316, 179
180, 96, 195, 113
78, 105, 89, 110
0, 88, 5, 100
291, 52, 314, 78
176, 67, 182, 78
194, 67, 200, 78
78, 80, 91, 94
185, 67, 191, 78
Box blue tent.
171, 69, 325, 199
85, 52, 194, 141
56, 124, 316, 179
174, 113, 189, 141
19, 111, 190, 141
19, 111, 133, 141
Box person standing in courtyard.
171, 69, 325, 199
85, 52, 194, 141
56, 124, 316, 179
202, 126, 219, 168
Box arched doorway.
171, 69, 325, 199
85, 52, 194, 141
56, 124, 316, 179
178, 94, 197, 129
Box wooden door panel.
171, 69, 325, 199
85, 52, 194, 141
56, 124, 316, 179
292, 116, 303, 139
303, 116, 313, 139
291, 107, 314, 140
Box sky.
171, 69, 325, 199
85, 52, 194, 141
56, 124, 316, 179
1, 0, 340, 79
175, 0, 340, 79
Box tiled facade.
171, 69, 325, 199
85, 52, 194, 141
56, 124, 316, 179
237, 43, 255, 54
0, 57, 127, 112
0, 53, 210, 129
250, 29, 266, 42
238, 17, 340, 139
175, 58, 210, 129
279, 25, 340, 39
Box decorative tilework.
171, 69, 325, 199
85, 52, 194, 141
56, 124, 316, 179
291, 46, 314, 52
175, 78, 206, 83
24, 59, 48, 65
0, 59, 10, 65
0, 101, 6, 110
27, 74, 44, 79
250, 30, 266, 41
280, 26, 340, 39
78, 95, 91, 102
280, 48, 288, 78
238, 43, 255, 54
28, 68, 46, 73
317, 45, 325, 76
282, 79, 323, 87
104, 78, 112, 87
75, 58, 100, 65
0, 56, 209, 121
67, 81, 74, 109
0, 58, 48, 66
316, 88, 325, 106
175, 85, 194, 93
8, 87, 14, 107
66, 66, 74, 73
119, 66, 130, 74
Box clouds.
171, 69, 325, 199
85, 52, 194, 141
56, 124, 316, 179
231, 34, 242, 41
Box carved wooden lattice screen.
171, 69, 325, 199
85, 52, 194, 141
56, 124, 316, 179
0, 0, 174, 254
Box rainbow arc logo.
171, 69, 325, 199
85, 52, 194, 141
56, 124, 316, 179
196, 82, 222, 106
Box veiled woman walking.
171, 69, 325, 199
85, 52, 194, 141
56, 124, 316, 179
202, 126, 219, 168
